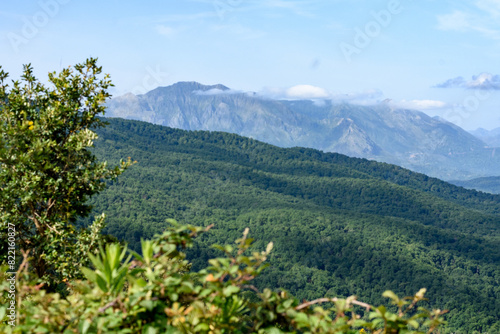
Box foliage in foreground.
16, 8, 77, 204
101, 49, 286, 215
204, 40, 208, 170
1, 221, 446, 333
0, 59, 132, 283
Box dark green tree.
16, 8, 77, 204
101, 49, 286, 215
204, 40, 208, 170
0, 59, 131, 283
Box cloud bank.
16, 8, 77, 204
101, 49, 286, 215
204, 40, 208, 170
194, 88, 244, 96
286, 85, 329, 99
194, 84, 448, 113
435, 73, 500, 90
258, 85, 384, 105
393, 99, 447, 110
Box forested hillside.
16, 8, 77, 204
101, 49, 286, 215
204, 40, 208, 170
87, 117, 500, 333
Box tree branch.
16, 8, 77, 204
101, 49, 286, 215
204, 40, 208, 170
295, 297, 371, 311
241, 284, 260, 293
98, 297, 121, 313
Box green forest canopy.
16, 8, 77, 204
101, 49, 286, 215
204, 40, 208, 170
84, 117, 500, 333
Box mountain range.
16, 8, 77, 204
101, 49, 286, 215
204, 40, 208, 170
106, 82, 500, 180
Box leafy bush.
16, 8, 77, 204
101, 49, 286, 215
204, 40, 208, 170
0, 59, 131, 283
1, 221, 446, 333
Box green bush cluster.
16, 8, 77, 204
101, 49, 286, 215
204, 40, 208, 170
0, 59, 131, 283
1, 221, 446, 333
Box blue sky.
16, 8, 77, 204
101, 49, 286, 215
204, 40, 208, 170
1, 0, 500, 130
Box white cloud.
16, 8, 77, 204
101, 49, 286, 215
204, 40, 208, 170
209, 23, 265, 39
194, 88, 244, 95
435, 73, 500, 90
185, 0, 318, 20
258, 85, 329, 100
156, 24, 175, 37
434, 76, 466, 88
393, 99, 447, 110
258, 85, 383, 105
476, 0, 500, 18
257, 0, 317, 17
286, 84, 329, 99
331, 89, 384, 105
191, 84, 448, 113
468, 73, 500, 89
436, 4, 500, 40
437, 11, 472, 31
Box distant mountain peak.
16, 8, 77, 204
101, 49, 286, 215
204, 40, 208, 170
147, 82, 230, 96
177, 81, 229, 91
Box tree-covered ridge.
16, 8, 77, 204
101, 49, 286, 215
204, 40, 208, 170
87, 117, 500, 333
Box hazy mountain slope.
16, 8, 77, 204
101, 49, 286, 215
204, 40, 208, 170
450, 176, 500, 194
87, 118, 500, 333
106, 82, 500, 180
470, 127, 500, 147
285, 102, 491, 175
108, 82, 318, 147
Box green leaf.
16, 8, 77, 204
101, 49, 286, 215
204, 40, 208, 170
194, 323, 210, 331
81, 267, 97, 282
140, 300, 155, 311
385, 312, 397, 322
141, 239, 153, 265
142, 326, 158, 334
382, 290, 399, 302
408, 319, 420, 329
199, 288, 212, 298
95, 274, 109, 292
134, 277, 148, 288
370, 318, 384, 327
223, 285, 240, 297
294, 312, 309, 325
81, 319, 92, 334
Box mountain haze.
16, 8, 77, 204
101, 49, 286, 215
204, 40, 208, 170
107, 82, 499, 180
450, 176, 500, 194
470, 127, 500, 147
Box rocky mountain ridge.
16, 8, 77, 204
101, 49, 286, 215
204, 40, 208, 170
106, 82, 500, 180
